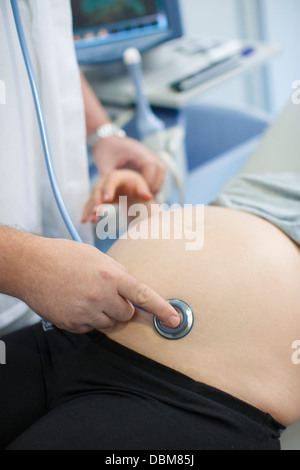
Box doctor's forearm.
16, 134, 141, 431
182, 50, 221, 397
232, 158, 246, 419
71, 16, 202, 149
0, 227, 34, 301
80, 71, 111, 138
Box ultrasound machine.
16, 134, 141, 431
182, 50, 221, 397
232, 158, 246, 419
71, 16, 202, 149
70, 0, 246, 110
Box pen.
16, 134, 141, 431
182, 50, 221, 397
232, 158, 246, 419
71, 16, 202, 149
170, 55, 241, 92
170, 46, 256, 92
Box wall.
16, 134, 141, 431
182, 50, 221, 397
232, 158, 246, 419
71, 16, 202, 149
178, 0, 247, 110
179, 0, 300, 115
263, 0, 300, 113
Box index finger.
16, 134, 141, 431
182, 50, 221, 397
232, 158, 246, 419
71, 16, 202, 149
118, 273, 180, 328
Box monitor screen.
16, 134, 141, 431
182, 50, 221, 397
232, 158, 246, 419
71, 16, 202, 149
71, 0, 183, 64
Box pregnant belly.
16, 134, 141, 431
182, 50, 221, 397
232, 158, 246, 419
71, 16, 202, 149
105, 206, 300, 426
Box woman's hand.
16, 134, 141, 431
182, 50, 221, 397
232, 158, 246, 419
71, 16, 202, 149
82, 169, 153, 224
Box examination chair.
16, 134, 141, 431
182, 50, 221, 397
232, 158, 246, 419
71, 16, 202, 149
181, 103, 272, 204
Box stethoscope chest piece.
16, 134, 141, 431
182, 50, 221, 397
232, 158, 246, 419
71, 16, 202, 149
153, 299, 194, 340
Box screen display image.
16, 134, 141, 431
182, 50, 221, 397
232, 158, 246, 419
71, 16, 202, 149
71, 0, 183, 64
72, 0, 163, 29
72, 0, 168, 41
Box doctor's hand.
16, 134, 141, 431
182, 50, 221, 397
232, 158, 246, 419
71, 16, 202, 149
17, 235, 180, 334
93, 135, 167, 196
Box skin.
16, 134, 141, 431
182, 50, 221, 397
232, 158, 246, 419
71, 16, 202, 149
97, 203, 300, 428
0, 226, 180, 334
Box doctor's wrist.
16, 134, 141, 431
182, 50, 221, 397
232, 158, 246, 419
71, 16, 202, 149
87, 123, 127, 150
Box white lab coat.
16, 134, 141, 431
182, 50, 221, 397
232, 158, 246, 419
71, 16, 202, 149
0, 0, 93, 329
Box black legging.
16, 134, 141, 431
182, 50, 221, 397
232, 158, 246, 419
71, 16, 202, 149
0, 323, 284, 450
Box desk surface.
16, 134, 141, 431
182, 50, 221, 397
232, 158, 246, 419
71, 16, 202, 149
85, 36, 281, 110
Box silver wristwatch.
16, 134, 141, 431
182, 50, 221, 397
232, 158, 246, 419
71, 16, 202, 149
87, 123, 127, 149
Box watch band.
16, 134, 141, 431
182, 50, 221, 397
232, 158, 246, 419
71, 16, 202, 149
87, 123, 126, 149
